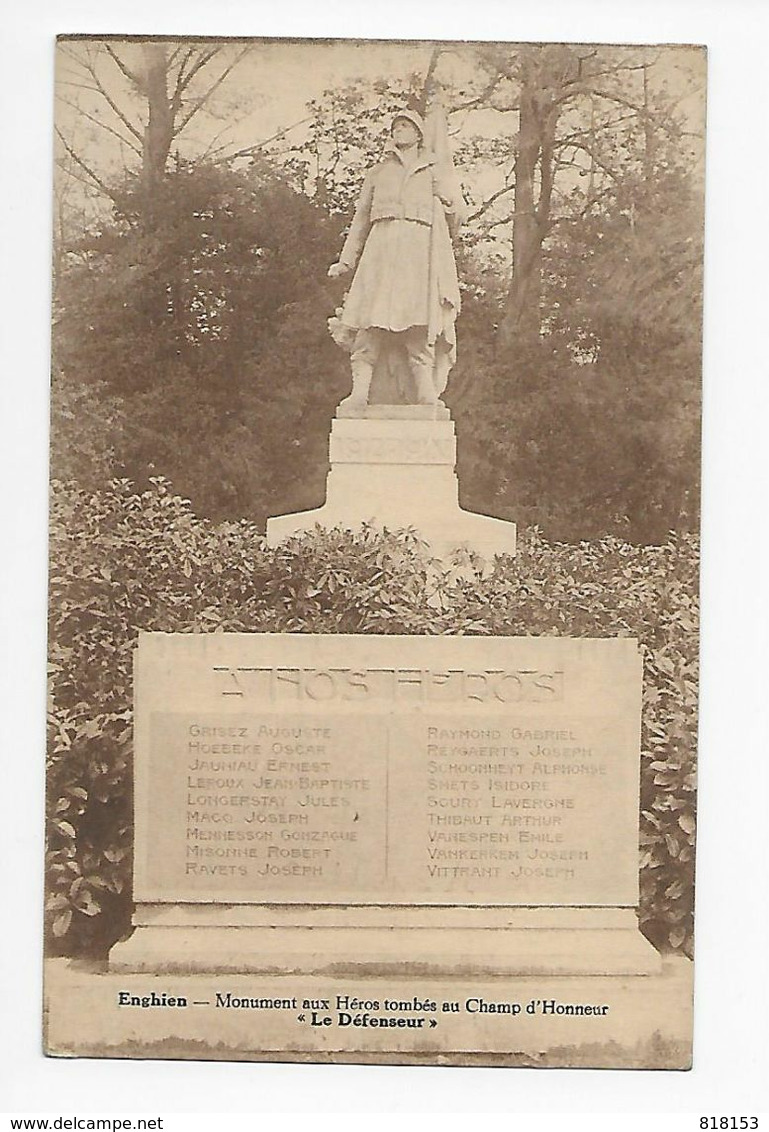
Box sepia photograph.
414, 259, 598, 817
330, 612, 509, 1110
41, 35, 707, 1071
0, 0, 767, 1117
37, 35, 715, 1073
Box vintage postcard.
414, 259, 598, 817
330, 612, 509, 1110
45, 36, 704, 1068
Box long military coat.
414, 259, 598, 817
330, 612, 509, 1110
338, 142, 462, 340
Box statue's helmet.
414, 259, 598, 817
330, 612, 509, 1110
390, 109, 425, 139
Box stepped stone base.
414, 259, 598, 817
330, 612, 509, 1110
336, 402, 452, 420
109, 907, 661, 977
267, 414, 516, 561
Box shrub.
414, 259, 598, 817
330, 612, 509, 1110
47, 480, 698, 957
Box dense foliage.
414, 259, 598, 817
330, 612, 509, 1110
53, 47, 704, 544
47, 480, 697, 958
52, 162, 346, 524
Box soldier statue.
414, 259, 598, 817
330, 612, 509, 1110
328, 107, 465, 410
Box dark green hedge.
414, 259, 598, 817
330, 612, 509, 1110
47, 479, 698, 957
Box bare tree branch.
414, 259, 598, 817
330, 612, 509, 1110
55, 126, 120, 202
56, 43, 92, 73
166, 45, 184, 69
548, 182, 619, 227
209, 114, 313, 162
560, 141, 623, 184
104, 45, 143, 89
473, 213, 514, 237
56, 79, 104, 92
565, 56, 660, 87
554, 113, 639, 148
450, 71, 516, 114
169, 47, 196, 103
172, 47, 222, 109
54, 161, 105, 197
80, 58, 144, 142
467, 181, 515, 223
588, 87, 648, 114
197, 121, 236, 161
55, 94, 143, 156
175, 47, 250, 133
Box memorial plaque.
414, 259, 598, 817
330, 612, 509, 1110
133, 633, 642, 910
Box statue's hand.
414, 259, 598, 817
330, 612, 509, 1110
328, 262, 351, 279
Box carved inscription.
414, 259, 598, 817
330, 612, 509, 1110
211, 666, 565, 704
146, 714, 387, 898
329, 435, 456, 464
144, 710, 634, 906
404, 719, 612, 898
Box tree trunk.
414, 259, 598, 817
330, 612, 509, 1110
141, 44, 174, 226
499, 56, 544, 352
135, 45, 182, 348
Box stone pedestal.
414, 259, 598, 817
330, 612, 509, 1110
266, 409, 516, 561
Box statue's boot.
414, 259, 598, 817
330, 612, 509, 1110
337, 361, 373, 411
412, 364, 438, 405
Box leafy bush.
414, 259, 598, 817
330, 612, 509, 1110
47, 479, 698, 957
440, 531, 698, 954
53, 162, 347, 524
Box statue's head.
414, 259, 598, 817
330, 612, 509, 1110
390, 110, 424, 148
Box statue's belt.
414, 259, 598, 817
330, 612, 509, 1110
371, 210, 432, 226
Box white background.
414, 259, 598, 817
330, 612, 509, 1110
1, 0, 767, 1121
